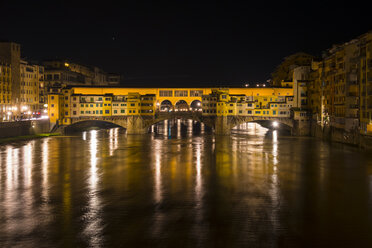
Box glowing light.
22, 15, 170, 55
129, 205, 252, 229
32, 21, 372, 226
43, 104, 48, 108
177, 119, 181, 138
83, 129, 103, 247
64, 62, 69, 67
272, 130, 278, 165
272, 121, 279, 128
153, 140, 162, 203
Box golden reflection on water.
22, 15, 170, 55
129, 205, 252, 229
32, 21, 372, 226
153, 139, 163, 204
23, 143, 32, 187
193, 138, 206, 244
177, 119, 181, 138
109, 128, 119, 156
83, 130, 103, 247
4, 146, 19, 237
151, 138, 165, 236
1, 123, 372, 247
272, 130, 278, 166
187, 119, 192, 137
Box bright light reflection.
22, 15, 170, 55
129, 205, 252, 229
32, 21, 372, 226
163, 120, 168, 136
193, 140, 205, 245
42, 139, 49, 200
89, 130, 98, 184
195, 143, 203, 204
4, 146, 19, 234
151, 139, 165, 237
83, 130, 103, 247
23, 143, 32, 187
177, 119, 181, 138
6, 146, 15, 190
153, 140, 162, 204
109, 128, 114, 156
272, 130, 278, 166
23, 142, 36, 234
187, 119, 192, 136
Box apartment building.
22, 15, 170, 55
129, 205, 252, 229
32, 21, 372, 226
0, 63, 12, 120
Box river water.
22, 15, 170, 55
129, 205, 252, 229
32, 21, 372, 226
1, 121, 372, 248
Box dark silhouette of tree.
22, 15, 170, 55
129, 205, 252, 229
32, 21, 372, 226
271, 53, 314, 86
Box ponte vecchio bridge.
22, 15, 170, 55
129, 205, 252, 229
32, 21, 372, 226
48, 86, 308, 135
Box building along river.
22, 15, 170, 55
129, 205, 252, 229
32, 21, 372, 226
1, 121, 372, 247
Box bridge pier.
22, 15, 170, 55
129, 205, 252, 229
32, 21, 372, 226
126, 116, 148, 134
291, 120, 311, 136
214, 116, 231, 135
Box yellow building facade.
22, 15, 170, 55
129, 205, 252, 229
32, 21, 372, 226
308, 31, 372, 134
202, 89, 293, 118
0, 63, 12, 121
20, 60, 44, 114
48, 86, 294, 125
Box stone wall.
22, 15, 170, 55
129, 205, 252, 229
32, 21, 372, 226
310, 121, 372, 149
0, 119, 50, 138
291, 120, 311, 136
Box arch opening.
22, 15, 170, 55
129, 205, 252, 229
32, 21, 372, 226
174, 100, 189, 112
232, 120, 291, 135
160, 100, 173, 112
190, 100, 202, 112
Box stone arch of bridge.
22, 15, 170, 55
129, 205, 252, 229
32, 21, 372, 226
231, 118, 293, 131
65, 119, 126, 132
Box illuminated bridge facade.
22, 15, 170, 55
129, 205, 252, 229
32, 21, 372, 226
48, 86, 308, 135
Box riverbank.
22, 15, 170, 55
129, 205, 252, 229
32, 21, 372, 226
0, 133, 61, 145
311, 122, 372, 150
0, 119, 51, 139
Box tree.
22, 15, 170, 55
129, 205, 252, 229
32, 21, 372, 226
271, 53, 314, 86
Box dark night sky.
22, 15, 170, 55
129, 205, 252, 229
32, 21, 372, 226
1, 1, 371, 87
